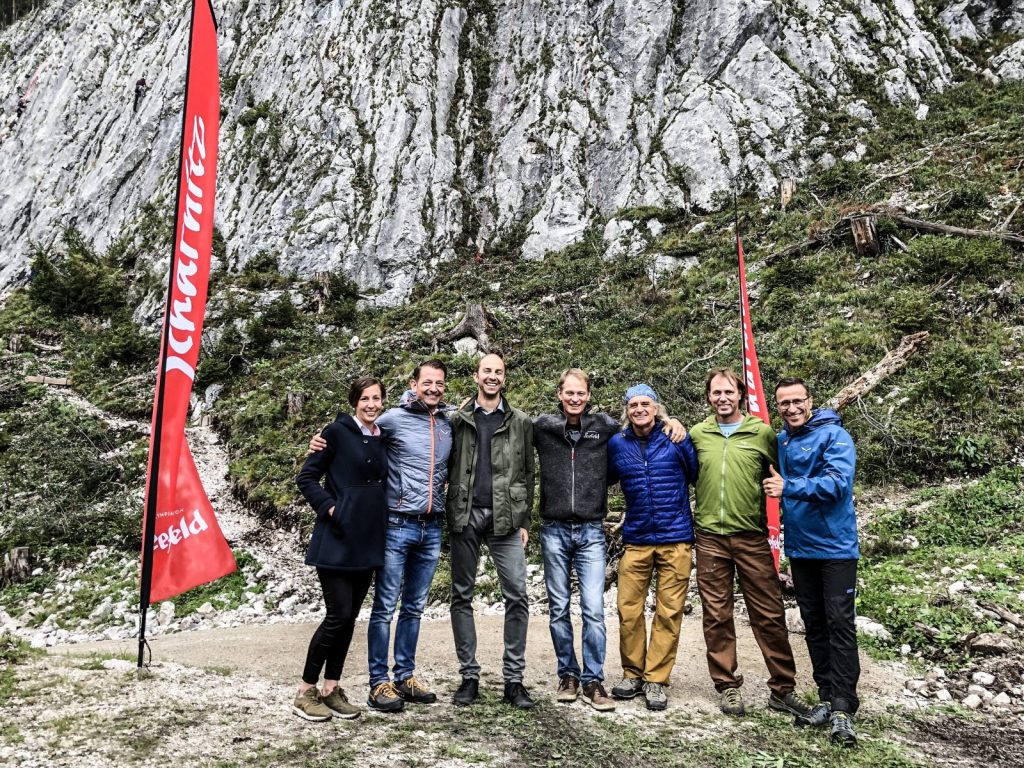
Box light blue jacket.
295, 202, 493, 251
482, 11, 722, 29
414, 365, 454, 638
376, 401, 453, 516
778, 409, 859, 559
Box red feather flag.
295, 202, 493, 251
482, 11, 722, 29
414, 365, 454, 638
737, 236, 781, 570
139, 0, 234, 665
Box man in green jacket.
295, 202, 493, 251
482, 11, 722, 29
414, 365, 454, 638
689, 368, 809, 719
447, 352, 536, 709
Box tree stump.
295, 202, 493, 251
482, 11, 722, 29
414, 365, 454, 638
851, 215, 880, 256
780, 178, 797, 211
1, 547, 30, 587
310, 273, 332, 316
434, 302, 495, 354
287, 392, 306, 418
8, 333, 21, 354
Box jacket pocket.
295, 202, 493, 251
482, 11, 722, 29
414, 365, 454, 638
509, 485, 529, 528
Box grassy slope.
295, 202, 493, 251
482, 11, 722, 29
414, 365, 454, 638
1, 76, 1023, 669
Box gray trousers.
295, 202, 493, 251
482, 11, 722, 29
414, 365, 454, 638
450, 506, 529, 682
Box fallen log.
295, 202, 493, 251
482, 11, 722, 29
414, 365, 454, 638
978, 600, 1024, 629
764, 205, 1024, 267
824, 331, 930, 411
887, 213, 1024, 247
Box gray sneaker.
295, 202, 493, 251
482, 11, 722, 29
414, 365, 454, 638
292, 687, 332, 721
643, 682, 668, 711
795, 701, 831, 728
611, 676, 644, 700
720, 687, 745, 716
829, 711, 857, 747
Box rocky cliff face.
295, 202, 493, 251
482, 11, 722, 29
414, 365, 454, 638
0, 1, 1017, 304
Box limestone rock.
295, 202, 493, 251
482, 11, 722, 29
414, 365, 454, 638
855, 615, 892, 642
962, 693, 982, 709
0, 0, 962, 302
969, 632, 1016, 655
992, 40, 1024, 82
785, 607, 805, 635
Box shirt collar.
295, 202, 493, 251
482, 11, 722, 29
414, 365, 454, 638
474, 397, 505, 415
358, 420, 380, 436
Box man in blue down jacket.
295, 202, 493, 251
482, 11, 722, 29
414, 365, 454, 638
607, 384, 698, 711
763, 377, 859, 748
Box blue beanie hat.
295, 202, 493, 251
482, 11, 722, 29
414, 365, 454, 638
623, 383, 658, 404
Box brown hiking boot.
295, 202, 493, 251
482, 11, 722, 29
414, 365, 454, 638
582, 681, 616, 712
556, 676, 580, 702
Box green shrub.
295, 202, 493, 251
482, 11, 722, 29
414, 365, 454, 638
0, 396, 144, 558
28, 229, 128, 317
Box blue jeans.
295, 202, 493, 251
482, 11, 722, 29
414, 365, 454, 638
540, 520, 607, 685
367, 514, 442, 687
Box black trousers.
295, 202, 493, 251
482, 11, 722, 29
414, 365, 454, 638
302, 567, 373, 685
789, 558, 860, 714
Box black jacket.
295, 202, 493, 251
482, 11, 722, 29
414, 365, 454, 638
533, 406, 619, 522
296, 413, 388, 570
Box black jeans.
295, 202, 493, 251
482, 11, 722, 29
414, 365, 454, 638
789, 558, 860, 714
302, 567, 373, 685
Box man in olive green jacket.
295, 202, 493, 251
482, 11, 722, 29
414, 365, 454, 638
447, 353, 536, 709
689, 368, 808, 720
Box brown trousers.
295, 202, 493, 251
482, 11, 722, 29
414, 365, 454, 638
696, 530, 796, 695
617, 543, 692, 685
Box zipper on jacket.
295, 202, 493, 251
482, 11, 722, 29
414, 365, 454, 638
427, 411, 436, 515
642, 436, 654, 537
563, 414, 577, 517
719, 435, 728, 534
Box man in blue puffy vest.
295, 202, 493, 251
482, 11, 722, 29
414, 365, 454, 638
607, 384, 698, 711
763, 377, 859, 748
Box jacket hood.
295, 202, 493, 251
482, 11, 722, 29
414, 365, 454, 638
400, 397, 450, 416
783, 408, 843, 439
332, 412, 361, 433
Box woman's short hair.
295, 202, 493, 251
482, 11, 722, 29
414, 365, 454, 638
348, 377, 386, 408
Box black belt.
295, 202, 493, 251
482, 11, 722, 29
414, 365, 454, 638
397, 512, 439, 522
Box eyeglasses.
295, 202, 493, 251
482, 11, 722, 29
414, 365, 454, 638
777, 398, 808, 409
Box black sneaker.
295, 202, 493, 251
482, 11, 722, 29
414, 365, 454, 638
768, 691, 811, 717
795, 702, 831, 728
453, 677, 479, 706
395, 676, 437, 704
503, 681, 536, 710
829, 711, 857, 747
367, 681, 405, 713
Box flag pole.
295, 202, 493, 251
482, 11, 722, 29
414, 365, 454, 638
138, 0, 202, 672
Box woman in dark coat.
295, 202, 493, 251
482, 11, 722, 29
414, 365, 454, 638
292, 377, 389, 721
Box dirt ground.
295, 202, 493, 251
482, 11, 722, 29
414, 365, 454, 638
53, 609, 901, 711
